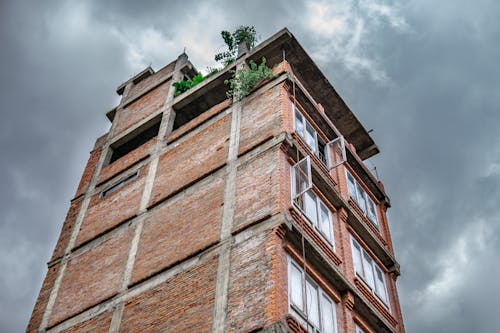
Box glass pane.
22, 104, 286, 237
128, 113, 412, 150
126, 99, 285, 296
295, 109, 304, 137
304, 190, 318, 226
321, 295, 335, 333
352, 241, 363, 276
362, 253, 375, 289
306, 279, 320, 328
305, 122, 317, 153
375, 266, 388, 304
347, 171, 357, 200
367, 197, 378, 225
356, 183, 367, 214
290, 264, 303, 310
319, 202, 332, 242
317, 136, 327, 165
294, 157, 311, 197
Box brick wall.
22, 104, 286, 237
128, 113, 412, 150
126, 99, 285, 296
119, 255, 218, 332
50, 196, 83, 262
49, 227, 133, 327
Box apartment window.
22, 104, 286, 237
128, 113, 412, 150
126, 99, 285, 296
293, 103, 346, 170
101, 171, 138, 197
288, 258, 338, 333
350, 237, 389, 306
292, 157, 334, 245
108, 115, 161, 164
345, 170, 378, 227
294, 104, 328, 166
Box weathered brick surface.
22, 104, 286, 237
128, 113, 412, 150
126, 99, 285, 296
114, 81, 170, 138
131, 175, 223, 284
122, 61, 176, 105
227, 230, 276, 332
75, 164, 147, 247
50, 197, 83, 262
239, 84, 285, 156
167, 99, 232, 144
59, 310, 112, 333
98, 138, 155, 184
233, 147, 281, 233
149, 113, 231, 206
26, 263, 60, 332
74, 138, 105, 198
49, 227, 132, 327
119, 255, 218, 333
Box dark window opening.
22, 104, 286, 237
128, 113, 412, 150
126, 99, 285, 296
102, 171, 139, 197
108, 116, 161, 164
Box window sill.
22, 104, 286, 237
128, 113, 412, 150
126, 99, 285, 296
348, 199, 387, 247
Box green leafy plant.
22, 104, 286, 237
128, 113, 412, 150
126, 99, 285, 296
173, 73, 205, 97
225, 57, 274, 101
215, 26, 257, 66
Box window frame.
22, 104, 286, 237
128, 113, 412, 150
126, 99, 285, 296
293, 103, 329, 167
350, 236, 390, 308
291, 162, 335, 247
345, 168, 379, 228
287, 257, 339, 333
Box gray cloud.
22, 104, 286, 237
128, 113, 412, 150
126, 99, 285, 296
1, 1, 499, 332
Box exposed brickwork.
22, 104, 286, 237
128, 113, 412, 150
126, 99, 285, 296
239, 84, 284, 156
122, 61, 176, 105
149, 113, 231, 206
227, 230, 275, 332
50, 197, 84, 262
26, 263, 60, 333
60, 310, 112, 333
131, 175, 224, 284
74, 142, 104, 198
119, 255, 218, 332
233, 147, 281, 233
75, 164, 147, 247
98, 137, 155, 184
167, 99, 232, 144
114, 81, 170, 137
49, 227, 132, 327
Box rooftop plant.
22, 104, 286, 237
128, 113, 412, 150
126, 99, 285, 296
215, 26, 257, 66
225, 57, 274, 101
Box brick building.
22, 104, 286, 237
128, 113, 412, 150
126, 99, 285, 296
27, 28, 405, 333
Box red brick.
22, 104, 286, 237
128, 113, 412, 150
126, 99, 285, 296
149, 113, 231, 206
26, 263, 60, 332
131, 175, 223, 284
75, 164, 147, 247
119, 255, 218, 333
49, 227, 132, 327
50, 197, 83, 261
59, 310, 112, 333
233, 147, 281, 233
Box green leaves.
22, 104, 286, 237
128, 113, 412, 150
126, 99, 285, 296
225, 57, 274, 101
214, 26, 257, 66
173, 73, 205, 97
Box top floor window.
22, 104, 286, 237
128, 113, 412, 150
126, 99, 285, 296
294, 104, 328, 166
346, 169, 378, 227
351, 236, 389, 307
288, 257, 338, 333
292, 157, 334, 245
293, 103, 346, 170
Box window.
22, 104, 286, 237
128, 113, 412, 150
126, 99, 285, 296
292, 157, 334, 245
345, 169, 379, 227
288, 258, 338, 333
294, 104, 328, 166
108, 115, 161, 164
350, 237, 389, 306
102, 171, 138, 197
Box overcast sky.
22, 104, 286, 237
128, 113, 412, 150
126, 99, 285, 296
1, 1, 499, 332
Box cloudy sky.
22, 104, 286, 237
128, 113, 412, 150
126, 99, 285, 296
1, 0, 499, 332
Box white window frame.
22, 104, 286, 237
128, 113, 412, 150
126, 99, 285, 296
291, 160, 335, 246
293, 103, 329, 167
350, 236, 390, 308
345, 169, 379, 227
288, 257, 339, 333
326, 136, 346, 170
